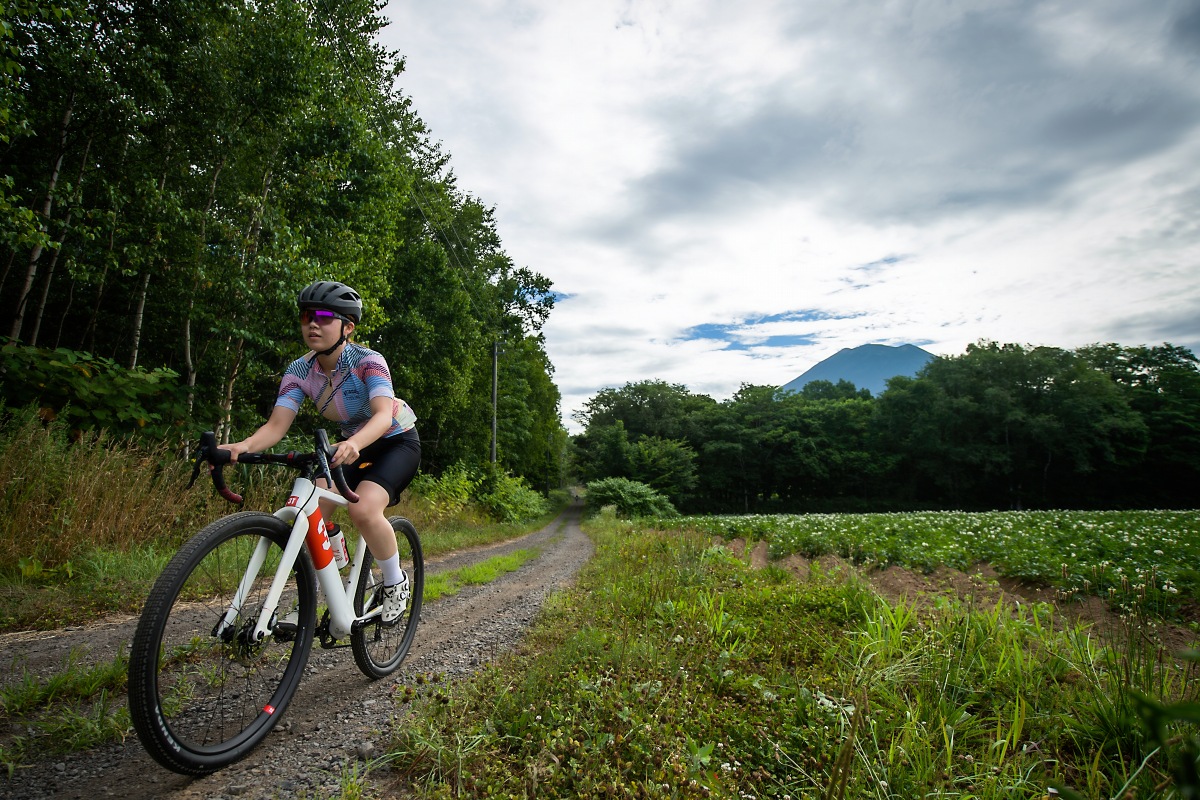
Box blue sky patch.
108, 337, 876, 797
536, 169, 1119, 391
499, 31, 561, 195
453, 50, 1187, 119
681, 310, 846, 349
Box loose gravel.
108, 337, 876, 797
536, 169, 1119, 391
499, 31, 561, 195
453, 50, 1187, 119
0, 504, 592, 800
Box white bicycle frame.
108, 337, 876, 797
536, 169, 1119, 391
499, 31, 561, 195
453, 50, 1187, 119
215, 474, 382, 643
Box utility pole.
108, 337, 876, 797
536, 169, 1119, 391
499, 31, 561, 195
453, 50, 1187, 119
491, 338, 498, 463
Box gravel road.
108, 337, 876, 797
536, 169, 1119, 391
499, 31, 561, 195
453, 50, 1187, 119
0, 503, 592, 800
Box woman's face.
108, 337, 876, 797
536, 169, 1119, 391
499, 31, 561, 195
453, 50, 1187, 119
300, 308, 354, 351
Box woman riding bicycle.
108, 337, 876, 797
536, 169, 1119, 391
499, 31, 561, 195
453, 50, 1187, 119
220, 280, 420, 624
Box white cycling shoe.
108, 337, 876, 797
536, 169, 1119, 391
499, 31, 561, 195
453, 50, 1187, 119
380, 571, 410, 625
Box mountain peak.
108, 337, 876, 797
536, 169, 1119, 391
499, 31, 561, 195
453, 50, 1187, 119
781, 343, 934, 397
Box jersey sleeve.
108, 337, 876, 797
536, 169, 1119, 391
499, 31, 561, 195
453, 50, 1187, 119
359, 352, 396, 400
357, 349, 418, 432
275, 358, 310, 412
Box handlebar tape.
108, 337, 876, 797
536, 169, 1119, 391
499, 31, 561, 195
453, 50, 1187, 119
198, 431, 244, 505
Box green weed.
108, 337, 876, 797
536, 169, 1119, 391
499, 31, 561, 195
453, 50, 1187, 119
0, 650, 132, 771
423, 549, 540, 602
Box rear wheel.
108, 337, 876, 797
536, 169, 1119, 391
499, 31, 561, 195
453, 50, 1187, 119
128, 512, 315, 775
351, 516, 423, 679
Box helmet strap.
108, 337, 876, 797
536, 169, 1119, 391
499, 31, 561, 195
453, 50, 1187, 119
314, 322, 349, 358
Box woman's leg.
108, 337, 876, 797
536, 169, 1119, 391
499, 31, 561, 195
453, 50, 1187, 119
344, 480, 397, 562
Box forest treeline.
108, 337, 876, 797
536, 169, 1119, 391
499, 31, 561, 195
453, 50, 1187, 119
572, 341, 1200, 512
6, 4, 1198, 514
0, 0, 568, 490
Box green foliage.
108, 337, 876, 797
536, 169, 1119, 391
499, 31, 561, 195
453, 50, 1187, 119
409, 462, 479, 522
0, 342, 188, 439
1123, 652, 1200, 798
629, 435, 698, 501
584, 476, 677, 518
876, 341, 1150, 508
410, 461, 550, 525
473, 463, 550, 524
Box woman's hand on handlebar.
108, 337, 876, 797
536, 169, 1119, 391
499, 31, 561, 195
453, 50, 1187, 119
218, 442, 252, 463
329, 439, 360, 468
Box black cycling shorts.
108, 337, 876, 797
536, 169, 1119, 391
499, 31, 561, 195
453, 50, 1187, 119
344, 427, 421, 506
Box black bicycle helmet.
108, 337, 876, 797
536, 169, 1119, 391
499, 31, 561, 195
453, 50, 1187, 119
297, 280, 362, 323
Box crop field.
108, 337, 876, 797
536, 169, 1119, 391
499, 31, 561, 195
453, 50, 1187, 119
387, 509, 1200, 800
668, 510, 1200, 617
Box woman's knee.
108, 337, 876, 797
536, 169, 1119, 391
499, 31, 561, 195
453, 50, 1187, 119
346, 482, 390, 523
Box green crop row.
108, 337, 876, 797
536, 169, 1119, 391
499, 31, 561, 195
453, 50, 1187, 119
668, 510, 1200, 613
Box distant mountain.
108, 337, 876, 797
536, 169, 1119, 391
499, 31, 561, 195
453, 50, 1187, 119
781, 344, 935, 397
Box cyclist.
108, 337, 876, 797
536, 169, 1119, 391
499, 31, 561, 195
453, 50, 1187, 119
220, 280, 420, 624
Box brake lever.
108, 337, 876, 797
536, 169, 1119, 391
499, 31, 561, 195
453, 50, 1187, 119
187, 433, 215, 490
187, 445, 204, 489
192, 431, 243, 505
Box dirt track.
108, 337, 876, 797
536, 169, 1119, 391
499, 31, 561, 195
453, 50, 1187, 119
0, 503, 592, 800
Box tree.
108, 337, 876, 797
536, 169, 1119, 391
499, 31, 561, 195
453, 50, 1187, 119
574, 379, 713, 442
874, 341, 1148, 508
628, 436, 698, 505
1078, 343, 1200, 506
573, 421, 632, 485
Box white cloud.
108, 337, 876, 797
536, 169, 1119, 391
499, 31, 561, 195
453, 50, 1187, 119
380, 0, 1200, 432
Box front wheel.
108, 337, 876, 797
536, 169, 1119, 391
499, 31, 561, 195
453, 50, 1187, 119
128, 512, 316, 775
351, 516, 423, 679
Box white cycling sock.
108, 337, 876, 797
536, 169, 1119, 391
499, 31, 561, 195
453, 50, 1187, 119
380, 553, 404, 586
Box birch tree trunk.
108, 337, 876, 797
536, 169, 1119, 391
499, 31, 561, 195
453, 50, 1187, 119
129, 156, 174, 368
27, 238, 64, 347
10, 92, 74, 341
184, 157, 225, 417
216, 336, 244, 444
128, 270, 151, 368
213, 162, 274, 439
29, 134, 92, 347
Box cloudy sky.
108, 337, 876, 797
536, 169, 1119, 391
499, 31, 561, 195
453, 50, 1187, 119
379, 0, 1200, 431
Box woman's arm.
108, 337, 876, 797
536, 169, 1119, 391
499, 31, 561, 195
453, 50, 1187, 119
220, 405, 297, 462
330, 395, 394, 467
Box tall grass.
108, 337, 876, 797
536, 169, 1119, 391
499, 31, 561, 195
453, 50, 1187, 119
0, 405, 563, 631
0, 407, 228, 569
0, 408, 246, 628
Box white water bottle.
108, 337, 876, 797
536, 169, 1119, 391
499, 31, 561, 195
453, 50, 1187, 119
328, 526, 350, 570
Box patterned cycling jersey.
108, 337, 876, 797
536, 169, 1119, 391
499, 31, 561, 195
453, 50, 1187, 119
275, 343, 417, 439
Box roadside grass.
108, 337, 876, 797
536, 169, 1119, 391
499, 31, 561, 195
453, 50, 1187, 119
417, 509, 563, 560
424, 549, 542, 602
381, 512, 1200, 799
0, 650, 131, 774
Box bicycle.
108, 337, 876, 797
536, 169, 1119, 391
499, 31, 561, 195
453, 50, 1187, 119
127, 429, 424, 775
